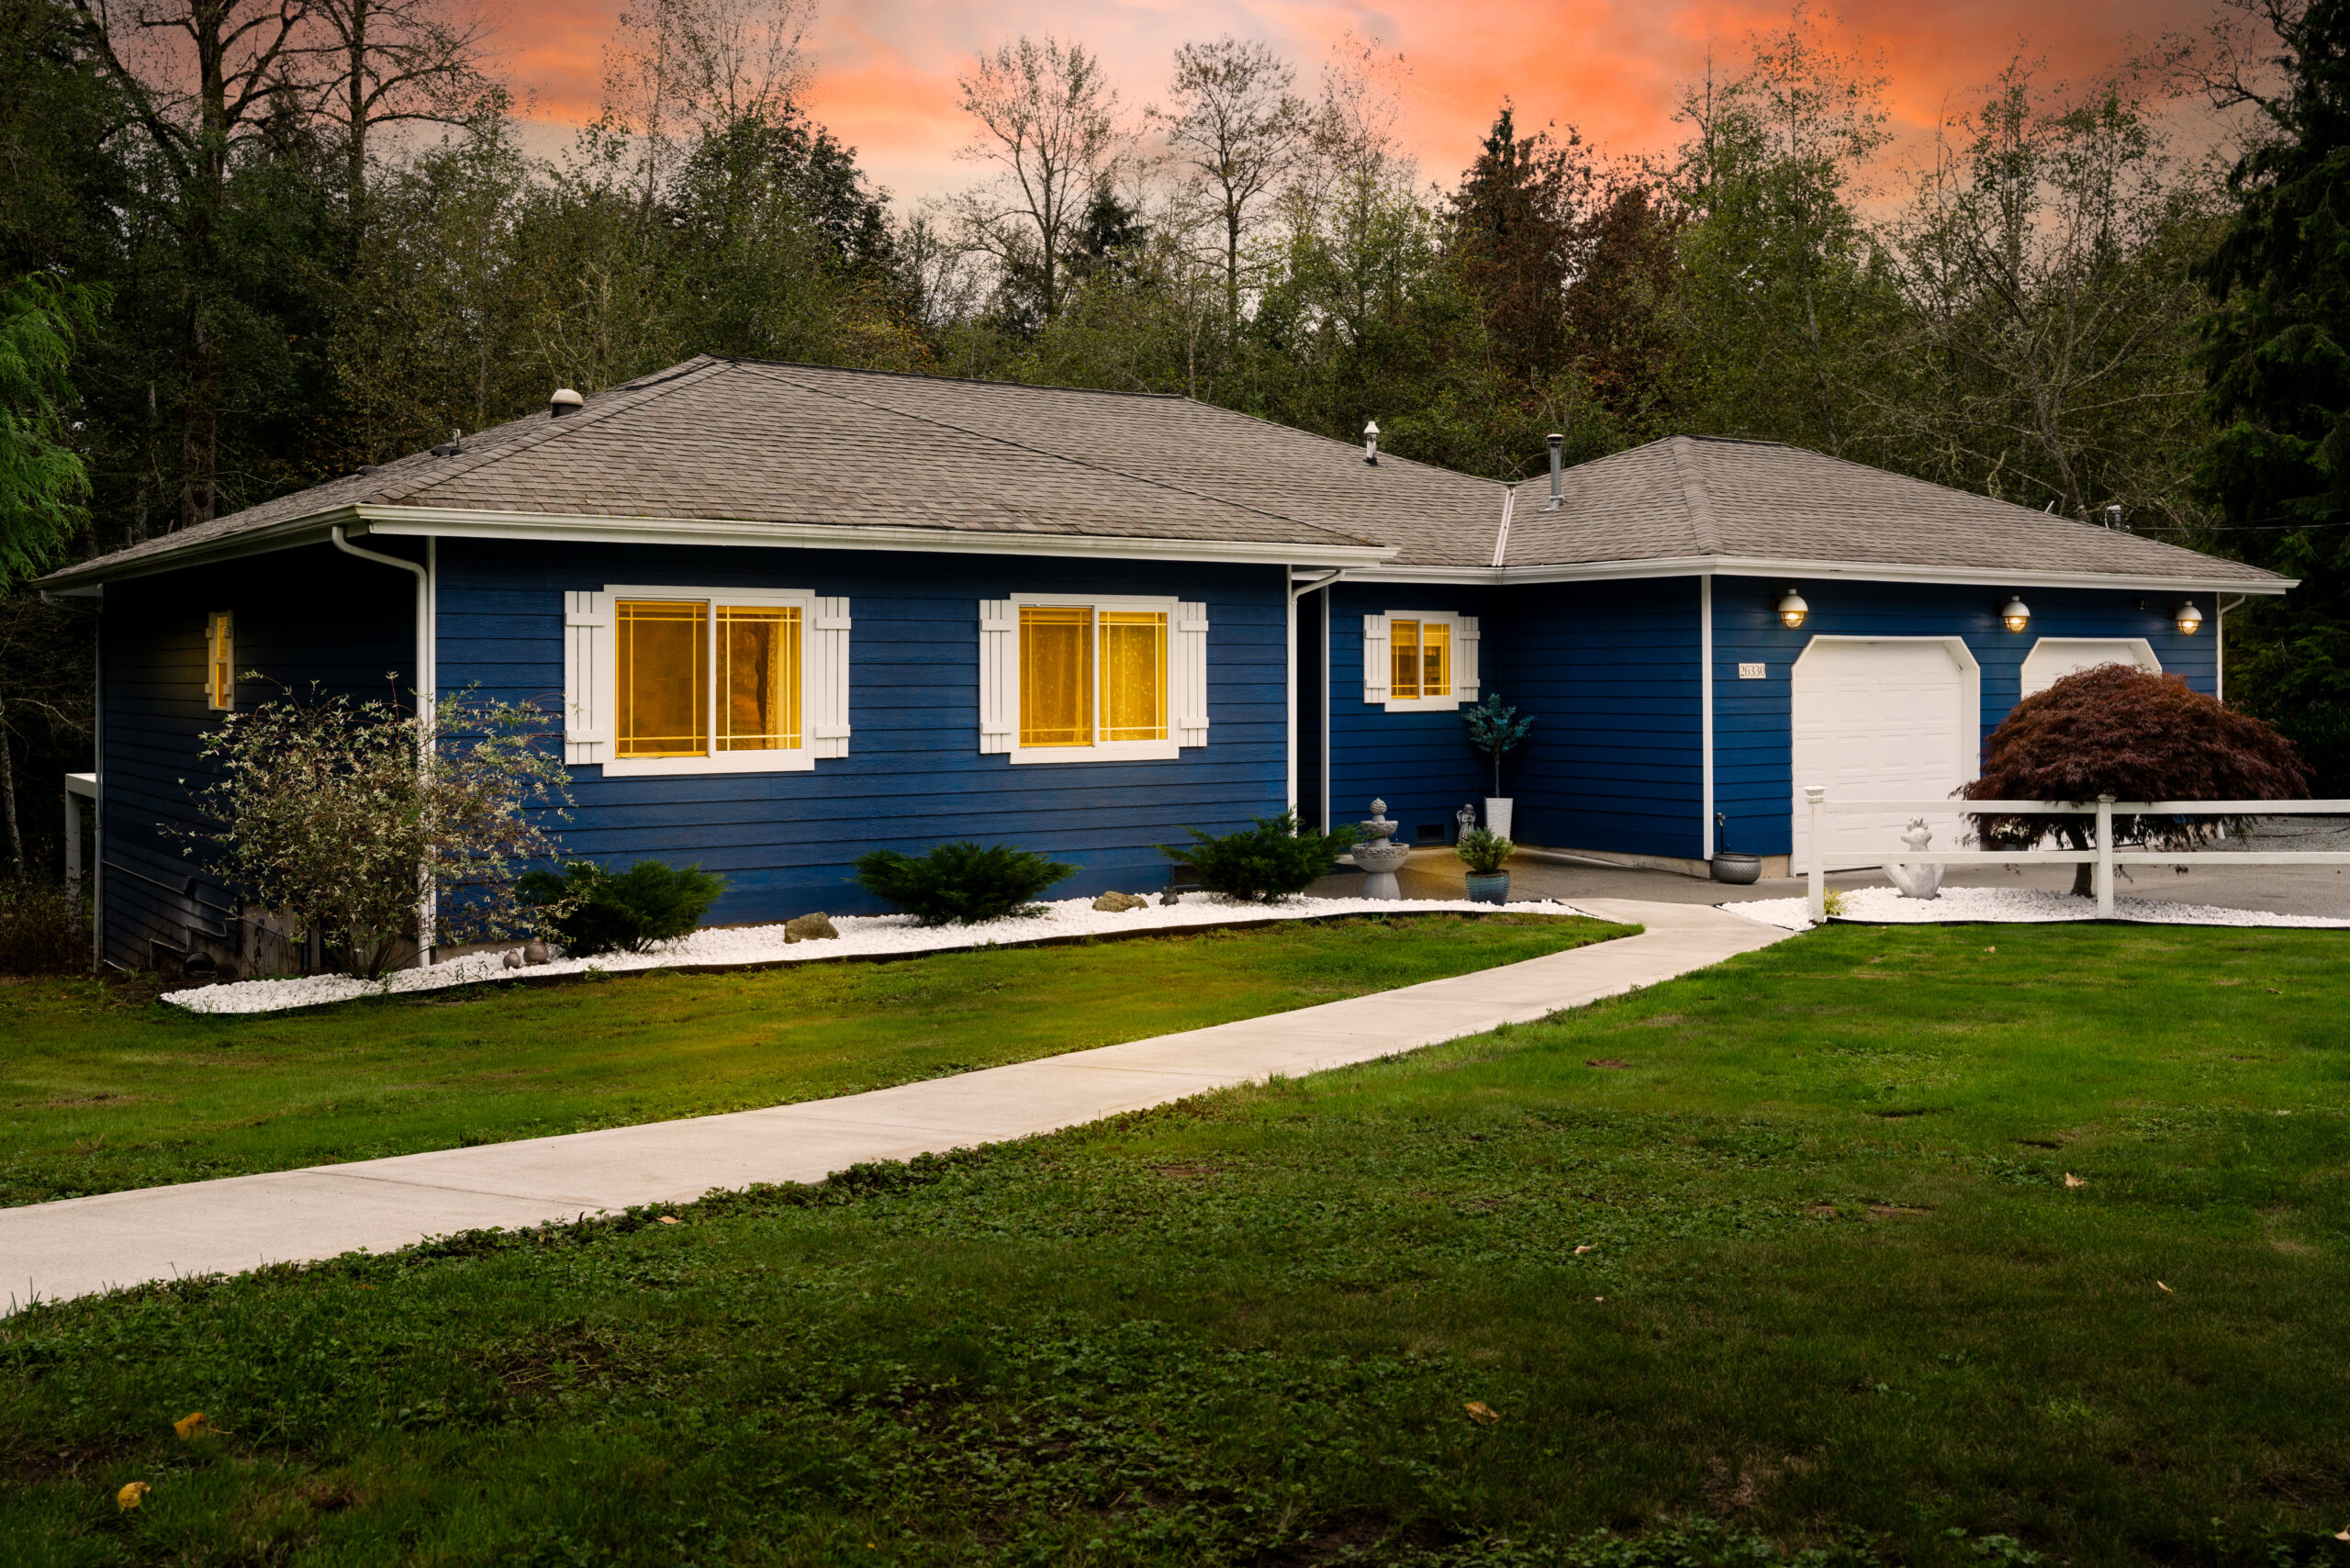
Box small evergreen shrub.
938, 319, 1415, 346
516, 859, 727, 956
1161, 811, 1360, 903
1454, 828, 1516, 875
852, 841, 1076, 924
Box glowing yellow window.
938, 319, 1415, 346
1020, 606, 1094, 746
1100, 611, 1168, 743
1391, 619, 1449, 700
617, 599, 708, 758
718, 606, 800, 751
205, 610, 234, 710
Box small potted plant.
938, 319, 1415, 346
1455, 826, 1516, 903
1463, 692, 1534, 841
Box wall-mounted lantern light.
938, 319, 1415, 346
2175, 599, 2204, 636
2000, 596, 2031, 633
1775, 588, 1809, 630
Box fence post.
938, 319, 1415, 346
2095, 794, 2115, 918
1805, 786, 1826, 921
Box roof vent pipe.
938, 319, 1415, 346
1362, 420, 1379, 465
1544, 432, 1564, 510
551, 387, 584, 418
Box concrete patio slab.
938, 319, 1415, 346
2, 899, 1793, 1314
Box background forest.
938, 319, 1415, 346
1, 0, 2345, 885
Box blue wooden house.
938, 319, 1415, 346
39, 357, 2288, 973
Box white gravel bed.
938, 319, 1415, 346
162, 893, 1598, 1016
1728, 884, 2350, 932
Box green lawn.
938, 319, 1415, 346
6, 924, 2348, 1567
0, 912, 1624, 1207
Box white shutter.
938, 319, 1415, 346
979, 599, 1015, 754
1174, 602, 1210, 747
811, 599, 852, 758
1361, 613, 1391, 703
1456, 615, 1482, 702
563, 591, 610, 764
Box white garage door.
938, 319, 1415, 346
2019, 637, 2159, 699
1792, 639, 1979, 872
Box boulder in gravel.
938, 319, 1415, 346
1091, 891, 1150, 913
784, 912, 840, 942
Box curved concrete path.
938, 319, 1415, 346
2, 900, 1792, 1313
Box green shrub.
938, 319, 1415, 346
852, 841, 1076, 924
1454, 828, 1516, 875
0, 883, 85, 974
1160, 811, 1359, 902
515, 859, 727, 956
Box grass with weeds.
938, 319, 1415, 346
3, 924, 2346, 1566
0, 913, 1622, 1206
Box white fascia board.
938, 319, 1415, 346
352, 506, 1395, 568
1353, 553, 2293, 596
35, 511, 356, 589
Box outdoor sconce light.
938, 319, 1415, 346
2175, 599, 2204, 635
2000, 596, 2032, 633
1362, 420, 1380, 465
1775, 588, 1809, 630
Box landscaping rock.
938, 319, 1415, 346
1091, 891, 1150, 913
784, 913, 840, 942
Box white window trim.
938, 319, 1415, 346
1002, 591, 1187, 766
591, 584, 826, 778
1371, 609, 1477, 712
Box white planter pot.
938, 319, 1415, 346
1483, 797, 1515, 839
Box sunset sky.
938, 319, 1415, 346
499, 0, 2232, 207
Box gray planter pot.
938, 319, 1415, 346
1464, 871, 1511, 904
1710, 852, 1762, 885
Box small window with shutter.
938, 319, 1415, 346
1363, 610, 1478, 711
563, 585, 849, 775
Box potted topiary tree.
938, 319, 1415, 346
1963, 665, 2311, 896
1455, 826, 1516, 903
1462, 693, 1535, 841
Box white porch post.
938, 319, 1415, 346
2096, 794, 2115, 918
1700, 573, 1715, 858
1805, 785, 1826, 920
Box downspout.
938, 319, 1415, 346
331, 525, 435, 964
1700, 572, 1715, 861
1289, 568, 1348, 827
2216, 594, 2244, 703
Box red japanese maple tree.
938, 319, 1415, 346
1961, 664, 2311, 895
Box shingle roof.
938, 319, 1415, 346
1502, 435, 2280, 587
43, 361, 2284, 592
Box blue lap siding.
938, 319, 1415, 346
95, 543, 420, 969
1323, 583, 1501, 845
436, 539, 1290, 923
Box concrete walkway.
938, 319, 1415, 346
2, 900, 1792, 1314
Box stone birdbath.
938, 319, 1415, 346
1353, 799, 1410, 900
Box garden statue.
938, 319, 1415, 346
1352, 799, 1410, 900
1885, 819, 1944, 900
1456, 803, 1478, 843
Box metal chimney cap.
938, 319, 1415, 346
1547, 432, 1563, 446
551, 387, 585, 416
1362, 420, 1380, 465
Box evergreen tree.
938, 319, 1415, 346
2192, 0, 2350, 787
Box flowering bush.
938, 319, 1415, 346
180, 684, 572, 978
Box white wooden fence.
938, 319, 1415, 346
1797, 787, 2350, 920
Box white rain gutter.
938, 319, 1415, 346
330, 525, 436, 964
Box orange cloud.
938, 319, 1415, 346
498, 0, 2224, 204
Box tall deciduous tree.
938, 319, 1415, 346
1148, 36, 1306, 336
301, 0, 491, 263
952, 35, 1120, 322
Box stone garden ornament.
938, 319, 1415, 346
1352, 800, 1410, 900
1885, 818, 1945, 900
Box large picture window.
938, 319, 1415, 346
981, 594, 1206, 763
564, 587, 849, 775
